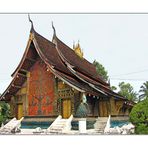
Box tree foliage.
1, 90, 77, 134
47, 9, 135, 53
0, 102, 10, 125
93, 60, 109, 81
111, 86, 117, 91
129, 99, 148, 134
118, 82, 138, 102
139, 81, 148, 101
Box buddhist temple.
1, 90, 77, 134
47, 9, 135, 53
0, 18, 132, 120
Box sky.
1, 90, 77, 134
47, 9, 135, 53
0, 14, 148, 94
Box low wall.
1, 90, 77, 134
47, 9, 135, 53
111, 116, 129, 121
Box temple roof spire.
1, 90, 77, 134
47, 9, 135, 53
28, 14, 34, 32
52, 21, 56, 37
73, 41, 84, 58
52, 22, 57, 43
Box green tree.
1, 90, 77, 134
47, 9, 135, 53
139, 81, 148, 101
93, 60, 109, 81
129, 99, 148, 134
0, 102, 10, 125
111, 86, 117, 91
118, 82, 138, 102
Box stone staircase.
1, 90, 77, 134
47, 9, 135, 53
47, 115, 73, 134
0, 117, 24, 134
94, 117, 108, 134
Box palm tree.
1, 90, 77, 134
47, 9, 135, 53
139, 81, 148, 101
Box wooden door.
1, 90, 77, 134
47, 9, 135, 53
62, 99, 71, 118
17, 104, 23, 119
99, 101, 109, 117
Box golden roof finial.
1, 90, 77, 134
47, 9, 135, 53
73, 40, 83, 58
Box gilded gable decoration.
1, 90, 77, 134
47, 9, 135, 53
73, 41, 84, 58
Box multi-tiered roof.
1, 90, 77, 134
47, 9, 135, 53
0, 21, 124, 101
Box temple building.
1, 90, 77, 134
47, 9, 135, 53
0, 20, 132, 120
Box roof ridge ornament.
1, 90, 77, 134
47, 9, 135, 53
52, 21, 56, 37
52, 21, 57, 44
73, 41, 84, 58
28, 14, 34, 31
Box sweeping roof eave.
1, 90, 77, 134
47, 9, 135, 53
0, 25, 124, 101
53, 36, 109, 86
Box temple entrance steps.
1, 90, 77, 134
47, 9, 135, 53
0, 117, 24, 134
94, 117, 108, 134
46, 115, 73, 134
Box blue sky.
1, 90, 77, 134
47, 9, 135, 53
0, 14, 148, 94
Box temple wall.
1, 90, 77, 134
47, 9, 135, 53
99, 99, 110, 117
110, 97, 128, 116
73, 91, 81, 115
115, 100, 124, 115
87, 96, 94, 116
9, 60, 77, 118
93, 99, 99, 116
57, 80, 75, 117
110, 97, 116, 116
8, 58, 129, 118
9, 81, 27, 118
9, 96, 16, 117
27, 60, 56, 116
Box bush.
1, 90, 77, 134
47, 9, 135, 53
135, 123, 148, 134
0, 102, 10, 125
129, 99, 148, 134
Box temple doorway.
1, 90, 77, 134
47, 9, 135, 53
17, 103, 23, 119
62, 99, 71, 118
